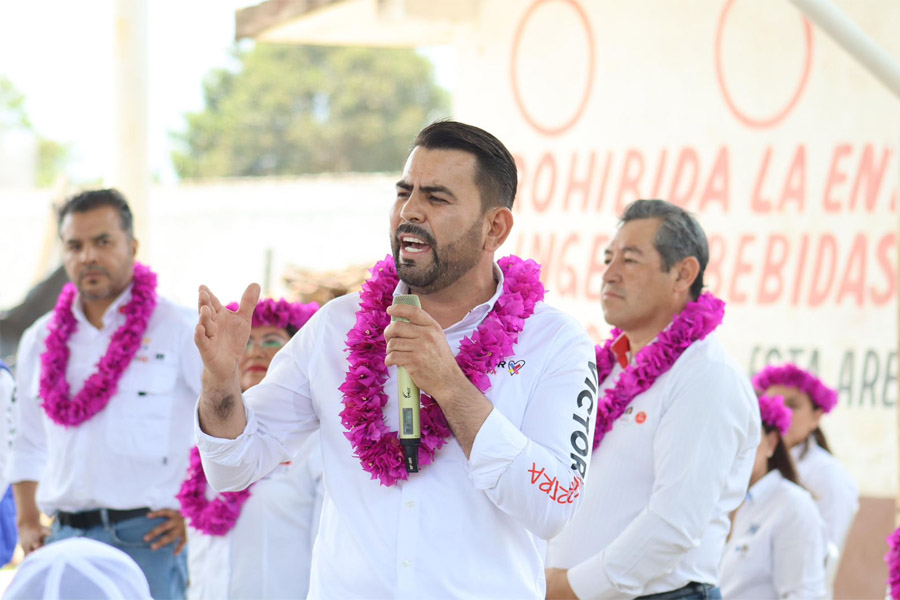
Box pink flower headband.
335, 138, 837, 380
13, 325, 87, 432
758, 394, 792, 436
226, 298, 319, 331
751, 363, 838, 414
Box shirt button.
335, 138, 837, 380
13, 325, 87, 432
401, 560, 411, 568
406, 501, 415, 508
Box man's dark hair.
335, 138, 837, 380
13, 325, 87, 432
413, 121, 517, 210
621, 199, 708, 300
57, 188, 134, 238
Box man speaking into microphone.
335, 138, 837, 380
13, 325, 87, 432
193, 121, 597, 599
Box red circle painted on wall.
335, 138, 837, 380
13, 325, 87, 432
714, 0, 813, 129
510, 0, 595, 136
636, 412, 647, 424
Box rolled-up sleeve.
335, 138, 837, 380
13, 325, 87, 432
467, 317, 597, 540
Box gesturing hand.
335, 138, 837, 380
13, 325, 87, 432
195, 283, 260, 385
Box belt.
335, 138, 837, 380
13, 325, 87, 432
56, 507, 150, 530
636, 582, 716, 600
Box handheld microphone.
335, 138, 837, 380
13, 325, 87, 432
391, 294, 422, 473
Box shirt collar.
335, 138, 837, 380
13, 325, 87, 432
746, 469, 782, 504
610, 333, 631, 368
393, 262, 504, 333
72, 283, 135, 331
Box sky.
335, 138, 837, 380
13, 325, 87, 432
0, 0, 454, 185
0, 0, 256, 183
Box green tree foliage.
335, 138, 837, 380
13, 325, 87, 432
0, 75, 70, 187
0, 76, 32, 130
172, 44, 450, 178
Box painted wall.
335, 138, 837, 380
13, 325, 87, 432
449, 0, 899, 595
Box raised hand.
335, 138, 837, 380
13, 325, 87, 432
195, 283, 260, 385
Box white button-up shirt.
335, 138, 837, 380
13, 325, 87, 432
720, 470, 828, 599
791, 438, 859, 556
188, 433, 324, 600
547, 334, 761, 599
7, 286, 202, 514
197, 269, 598, 600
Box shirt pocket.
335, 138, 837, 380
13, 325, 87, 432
105, 358, 180, 460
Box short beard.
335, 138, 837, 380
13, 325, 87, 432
391, 218, 484, 294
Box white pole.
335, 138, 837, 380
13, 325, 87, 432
112, 0, 150, 251
788, 0, 900, 101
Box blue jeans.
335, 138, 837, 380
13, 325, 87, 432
636, 582, 723, 599
49, 512, 187, 600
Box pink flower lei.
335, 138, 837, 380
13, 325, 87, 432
177, 447, 251, 536
886, 526, 900, 599
180, 298, 319, 536
39, 263, 157, 427
593, 292, 725, 450
758, 394, 792, 436
339, 255, 544, 486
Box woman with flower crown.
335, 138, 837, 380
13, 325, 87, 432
192, 122, 597, 599
752, 364, 858, 581
546, 200, 760, 600
179, 298, 320, 599
719, 394, 828, 599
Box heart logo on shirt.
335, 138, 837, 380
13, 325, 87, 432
508, 360, 525, 376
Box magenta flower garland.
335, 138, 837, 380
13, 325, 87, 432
886, 526, 900, 599
177, 447, 251, 536
339, 255, 544, 487
751, 363, 838, 413
39, 263, 157, 427
592, 292, 725, 450
180, 298, 320, 536
758, 394, 792, 435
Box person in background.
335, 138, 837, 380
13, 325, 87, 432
545, 199, 760, 600
0, 359, 16, 568
6, 189, 202, 600
4, 536, 153, 599
720, 393, 827, 599
180, 298, 321, 600
752, 363, 858, 576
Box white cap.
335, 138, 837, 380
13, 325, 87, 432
4, 538, 152, 600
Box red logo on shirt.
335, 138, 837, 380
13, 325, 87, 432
528, 463, 582, 504
635, 411, 647, 424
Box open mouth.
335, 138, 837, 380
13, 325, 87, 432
400, 235, 432, 256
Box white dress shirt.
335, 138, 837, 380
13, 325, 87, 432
720, 470, 828, 599
791, 438, 859, 556
188, 432, 324, 600
7, 286, 203, 514
547, 334, 761, 600
197, 268, 598, 600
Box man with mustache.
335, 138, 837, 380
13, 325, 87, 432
545, 200, 760, 600
7, 189, 202, 600
194, 121, 598, 599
